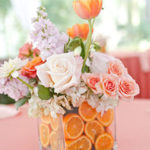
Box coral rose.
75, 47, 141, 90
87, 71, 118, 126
119, 76, 139, 100
21, 57, 43, 78
101, 74, 118, 98
36, 53, 83, 93
67, 24, 90, 40
108, 60, 127, 77
73, 0, 103, 19
82, 73, 102, 94
19, 43, 40, 59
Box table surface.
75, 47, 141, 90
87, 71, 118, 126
0, 99, 150, 150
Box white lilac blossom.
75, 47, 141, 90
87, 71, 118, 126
0, 76, 29, 101
0, 58, 27, 78
30, 7, 68, 60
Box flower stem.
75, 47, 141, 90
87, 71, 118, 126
17, 77, 33, 90
82, 19, 93, 73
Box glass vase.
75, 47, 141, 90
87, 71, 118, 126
38, 101, 117, 150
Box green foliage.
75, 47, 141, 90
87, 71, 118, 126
0, 94, 15, 104
38, 85, 53, 100
65, 37, 85, 59
15, 93, 31, 109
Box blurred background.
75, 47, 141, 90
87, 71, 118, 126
0, 0, 150, 59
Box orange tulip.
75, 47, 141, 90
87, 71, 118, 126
21, 57, 44, 78
67, 24, 90, 39
73, 0, 102, 19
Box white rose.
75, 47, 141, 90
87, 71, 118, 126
90, 52, 115, 73
36, 53, 83, 93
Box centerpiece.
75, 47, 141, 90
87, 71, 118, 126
0, 0, 139, 150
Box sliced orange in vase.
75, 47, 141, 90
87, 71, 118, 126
97, 109, 114, 127
79, 101, 97, 122
41, 113, 59, 131
63, 113, 84, 140
95, 133, 114, 150
66, 136, 92, 150
49, 131, 59, 150
85, 120, 104, 143
41, 113, 51, 124
40, 123, 50, 148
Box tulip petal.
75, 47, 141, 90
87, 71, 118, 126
73, 1, 90, 19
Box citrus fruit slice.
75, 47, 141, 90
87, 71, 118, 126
79, 101, 97, 122
64, 113, 84, 140
40, 123, 50, 148
41, 113, 59, 131
41, 114, 51, 124
97, 109, 114, 127
49, 131, 59, 150
85, 120, 104, 143
66, 136, 92, 150
49, 115, 59, 131
95, 133, 114, 150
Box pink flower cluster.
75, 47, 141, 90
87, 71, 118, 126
83, 55, 139, 101
0, 76, 29, 101
19, 43, 40, 59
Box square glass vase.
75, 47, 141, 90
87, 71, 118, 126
38, 101, 118, 150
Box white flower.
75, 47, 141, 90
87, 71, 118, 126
90, 52, 115, 74
0, 58, 27, 78
36, 53, 83, 93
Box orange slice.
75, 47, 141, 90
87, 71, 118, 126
49, 115, 59, 131
79, 101, 97, 122
40, 123, 50, 148
95, 133, 114, 150
66, 136, 92, 150
41, 114, 51, 124
97, 109, 114, 127
41, 113, 59, 131
85, 120, 104, 143
49, 131, 59, 150
63, 113, 84, 140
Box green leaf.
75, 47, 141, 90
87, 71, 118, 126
82, 65, 90, 73
0, 94, 15, 104
38, 85, 53, 100
93, 42, 101, 51
15, 97, 29, 110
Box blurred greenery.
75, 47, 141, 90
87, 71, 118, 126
0, 94, 15, 104
41, 0, 85, 31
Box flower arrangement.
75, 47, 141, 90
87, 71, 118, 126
0, 1, 139, 149
0, 1, 139, 117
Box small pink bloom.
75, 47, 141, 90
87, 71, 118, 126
108, 60, 127, 77
101, 74, 118, 97
19, 43, 40, 59
33, 48, 40, 57
82, 73, 102, 94
119, 75, 139, 100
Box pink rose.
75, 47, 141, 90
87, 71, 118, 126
119, 75, 139, 100
36, 53, 83, 93
108, 60, 127, 77
82, 73, 102, 94
19, 43, 40, 59
101, 74, 118, 97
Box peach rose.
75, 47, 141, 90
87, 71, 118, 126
101, 74, 118, 97
108, 60, 127, 77
119, 76, 139, 100
21, 57, 43, 78
82, 73, 102, 94
36, 53, 83, 93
